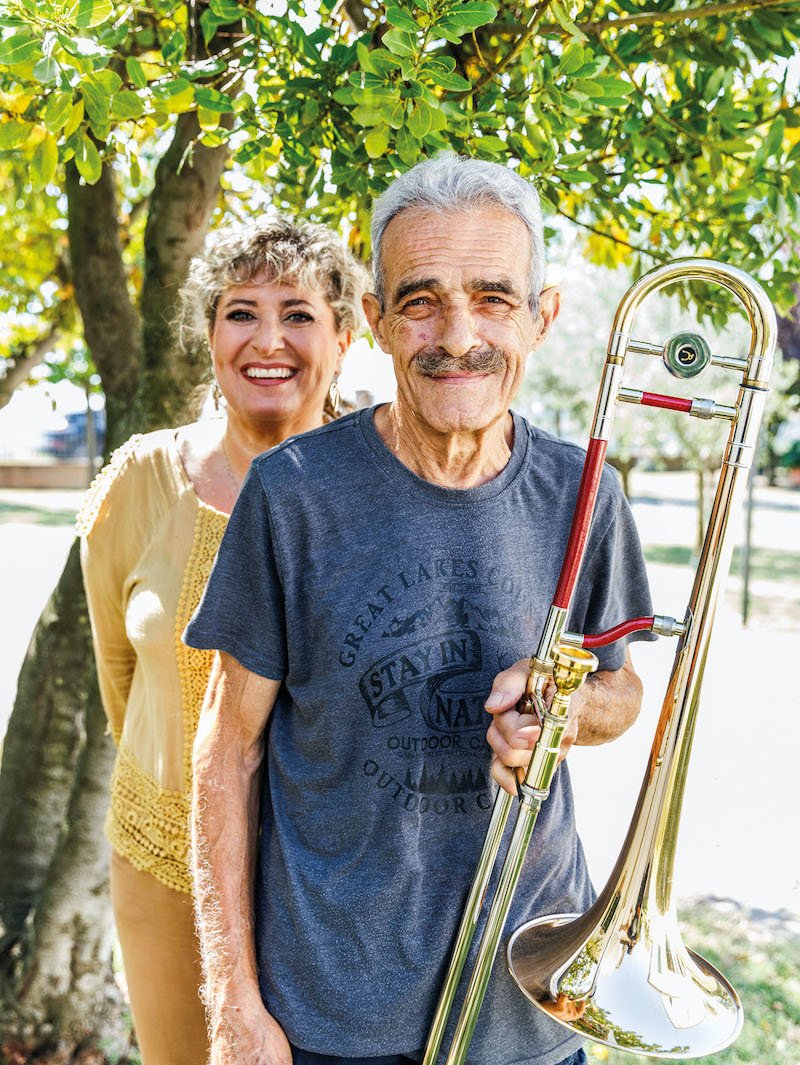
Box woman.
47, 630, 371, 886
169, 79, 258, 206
78, 217, 367, 1065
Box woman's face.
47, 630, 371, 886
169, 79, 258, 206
210, 271, 350, 437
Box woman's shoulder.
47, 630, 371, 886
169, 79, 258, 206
76, 427, 184, 536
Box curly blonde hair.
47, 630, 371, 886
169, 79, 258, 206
178, 216, 368, 355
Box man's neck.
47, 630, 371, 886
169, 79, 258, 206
374, 402, 515, 489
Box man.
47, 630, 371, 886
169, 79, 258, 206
185, 152, 653, 1065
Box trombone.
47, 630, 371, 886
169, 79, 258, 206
422, 258, 776, 1063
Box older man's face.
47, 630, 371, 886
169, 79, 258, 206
364, 206, 557, 436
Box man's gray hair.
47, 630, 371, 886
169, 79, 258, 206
370, 152, 546, 313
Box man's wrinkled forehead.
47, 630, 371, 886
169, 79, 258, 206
380, 205, 533, 308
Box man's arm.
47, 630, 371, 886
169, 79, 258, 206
192, 651, 291, 1065
484, 648, 643, 796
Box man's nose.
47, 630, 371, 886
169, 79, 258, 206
436, 303, 482, 358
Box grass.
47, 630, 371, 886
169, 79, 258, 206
588, 900, 800, 1065
0, 499, 78, 527
643, 544, 800, 584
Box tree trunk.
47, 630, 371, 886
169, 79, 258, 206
0, 122, 229, 1061
1, 675, 129, 1063
139, 111, 230, 427
0, 543, 125, 1060
65, 160, 141, 449
0, 542, 91, 955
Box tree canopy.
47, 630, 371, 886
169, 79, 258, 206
1, 0, 800, 400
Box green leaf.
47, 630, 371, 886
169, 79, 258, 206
194, 86, 233, 112
129, 150, 142, 186
63, 98, 84, 138
407, 99, 432, 138
384, 98, 405, 130
474, 134, 506, 153
427, 67, 471, 92
200, 9, 224, 45
383, 28, 417, 57
197, 106, 219, 130
33, 55, 61, 84
333, 85, 356, 105
385, 4, 420, 32
0, 118, 33, 149
74, 0, 114, 27
0, 31, 41, 65
396, 125, 420, 166
365, 123, 390, 158
421, 56, 456, 74
369, 48, 402, 75
557, 42, 584, 76
110, 89, 144, 120
352, 105, 386, 126
302, 98, 319, 124
558, 169, 598, 182
81, 76, 111, 126
161, 28, 186, 64
437, 2, 497, 31
43, 91, 73, 132
74, 131, 102, 182
209, 0, 245, 22
126, 56, 147, 89
356, 39, 375, 74
352, 85, 398, 106
31, 131, 58, 190
151, 77, 195, 113
441, 0, 497, 24
549, 0, 589, 42
765, 116, 786, 161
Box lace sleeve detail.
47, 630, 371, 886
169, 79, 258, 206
75, 434, 143, 537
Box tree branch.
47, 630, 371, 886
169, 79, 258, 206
0, 324, 63, 411
555, 205, 670, 261
458, 0, 555, 99
539, 0, 800, 34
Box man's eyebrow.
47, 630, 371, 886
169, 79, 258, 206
467, 278, 521, 298
393, 278, 442, 305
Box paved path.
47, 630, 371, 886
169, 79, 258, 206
1, 474, 798, 917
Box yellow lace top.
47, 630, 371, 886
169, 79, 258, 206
78, 429, 228, 894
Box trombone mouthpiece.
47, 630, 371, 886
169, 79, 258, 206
551, 646, 598, 697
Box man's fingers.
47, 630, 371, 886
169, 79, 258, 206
486, 718, 540, 763
484, 658, 531, 712
491, 755, 520, 797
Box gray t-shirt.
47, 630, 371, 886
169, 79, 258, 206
184, 407, 654, 1065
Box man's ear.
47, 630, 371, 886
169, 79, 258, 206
531, 286, 560, 351
362, 292, 389, 353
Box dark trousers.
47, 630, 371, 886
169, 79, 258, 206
290, 1047, 587, 1065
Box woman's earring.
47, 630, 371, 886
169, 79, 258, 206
326, 376, 342, 418
212, 381, 222, 411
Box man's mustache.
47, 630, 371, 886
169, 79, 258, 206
413, 347, 507, 377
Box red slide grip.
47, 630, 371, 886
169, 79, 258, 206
553, 437, 608, 610
582, 617, 655, 648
